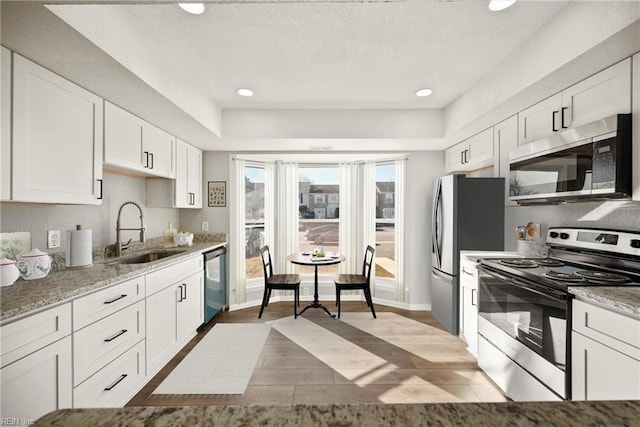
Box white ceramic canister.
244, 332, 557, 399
17, 249, 52, 280
0, 258, 20, 286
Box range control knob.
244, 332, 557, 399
630, 239, 640, 249
549, 232, 559, 238
560, 232, 570, 240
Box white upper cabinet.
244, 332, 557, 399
493, 115, 518, 206
632, 53, 640, 202
104, 101, 175, 179
5, 53, 103, 205
519, 58, 631, 145
1, 46, 11, 200
445, 127, 494, 173
147, 138, 202, 209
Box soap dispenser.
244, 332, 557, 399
163, 222, 177, 247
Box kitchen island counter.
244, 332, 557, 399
0, 238, 226, 322
35, 400, 640, 426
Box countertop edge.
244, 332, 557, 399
0, 241, 226, 323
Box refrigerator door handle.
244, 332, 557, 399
432, 178, 442, 268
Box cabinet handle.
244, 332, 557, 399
104, 294, 127, 304
104, 329, 128, 342
460, 151, 464, 165
183, 283, 187, 300
97, 179, 103, 200
149, 152, 154, 169
465, 149, 469, 164
104, 374, 128, 391
552, 110, 559, 132
177, 284, 184, 302
561, 106, 568, 129
471, 288, 477, 306
462, 267, 475, 277
144, 151, 149, 168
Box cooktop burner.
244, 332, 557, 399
499, 259, 538, 268
535, 259, 565, 267
543, 271, 585, 282
575, 270, 630, 283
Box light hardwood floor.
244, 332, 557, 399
127, 301, 507, 406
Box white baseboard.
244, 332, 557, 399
229, 296, 431, 312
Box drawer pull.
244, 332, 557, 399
104, 294, 127, 304
104, 374, 128, 391
104, 329, 128, 342
462, 267, 475, 277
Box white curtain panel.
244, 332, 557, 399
394, 157, 407, 302
338, 162, 361, 273
362, 161, 377, 290
275, 161, 299, 274
230, 157, 246, 304
264, 161, 276, 251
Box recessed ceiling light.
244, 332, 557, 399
178, 3, 205, 15
236, 88, 254, 97
488, 0, 517, 12
415, 88, 433, 97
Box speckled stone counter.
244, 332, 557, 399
34, 401, 640, 426
569, 286, 640, 319
0, 239, 226, 322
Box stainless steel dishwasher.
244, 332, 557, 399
203, 246, 227, 324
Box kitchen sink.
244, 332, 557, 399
109, 249, 187, 265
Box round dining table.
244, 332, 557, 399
287, 252, 345, 318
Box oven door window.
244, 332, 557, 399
509, 142, 593, 198
478, 273, 567, 370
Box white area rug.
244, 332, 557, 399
153, 323, 271, 395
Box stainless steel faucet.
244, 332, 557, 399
115, 201, 145, 257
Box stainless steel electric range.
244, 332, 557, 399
476, 227, 640, 401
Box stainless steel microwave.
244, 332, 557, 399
509, 114, 631, 204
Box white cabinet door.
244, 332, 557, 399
466, 127, 493, 170
104, 101, 144, 173
444, 142, 465, 173
146, 284, 178, 376
104, 101, 175, 179
177, 272, 203, 344
11, 53, 103, 204
494, 115, 518, 206
0, 336, 72, 421
142, 123, 175, 179
562, 58, 631, 129
187, 143, 202, 208
572, 332, 640, 400
459, 257, 478, 358
518, 93, 562, 145
1, 46, 11, 200
174, 139, 190, 208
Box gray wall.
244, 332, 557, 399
1, 172, 179, 251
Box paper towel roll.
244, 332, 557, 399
66, 225, 93, 268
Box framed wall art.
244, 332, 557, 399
208, 181, 226, 207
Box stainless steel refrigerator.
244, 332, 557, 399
431, 174, 504, 334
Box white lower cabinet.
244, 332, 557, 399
0, 304, 72, 421
1, 336, 72, 421
146, 269, 203, 376
73, 340, 146, 408
459, 257, 479, 358
571, 299, 640, 400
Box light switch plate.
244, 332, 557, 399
47, 230, 61, 249
201, 221, 209, 232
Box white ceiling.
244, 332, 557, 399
70, 0, 569, 110
4, 1, 638, 151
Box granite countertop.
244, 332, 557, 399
34, 401, 640, 426
0, 239, 226, 323
569, 286, 640, 319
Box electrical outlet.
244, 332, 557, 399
47, 230, 61, 249
201, 221, 209, 232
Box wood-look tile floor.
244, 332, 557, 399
127, 301, 508, 406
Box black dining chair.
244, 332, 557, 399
334, 245, 376, 319
258, 245, 301, 319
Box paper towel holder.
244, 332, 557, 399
66, 224, 94, 269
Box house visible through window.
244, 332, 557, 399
298, 166, 340, 275
245, 165, 265, 280
376, 164, 396, 279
